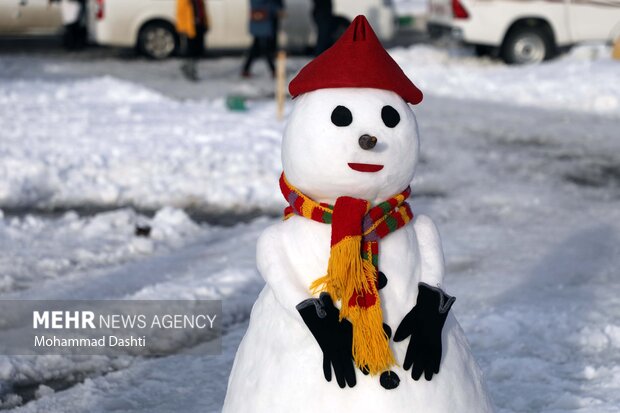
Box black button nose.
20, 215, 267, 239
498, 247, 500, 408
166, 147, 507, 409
359, 134, 377, 150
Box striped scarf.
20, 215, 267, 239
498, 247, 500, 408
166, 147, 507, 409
280, 173, 413, 375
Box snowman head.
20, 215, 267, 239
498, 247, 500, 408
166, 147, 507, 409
282, 88, 419, 204
283, 15, 423, 204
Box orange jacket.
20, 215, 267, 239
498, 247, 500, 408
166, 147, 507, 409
177, 0, 208, 38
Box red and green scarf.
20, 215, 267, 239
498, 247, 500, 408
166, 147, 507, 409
280, 173, 413, 375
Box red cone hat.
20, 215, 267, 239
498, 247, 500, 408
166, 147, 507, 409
289, 15, 423, 104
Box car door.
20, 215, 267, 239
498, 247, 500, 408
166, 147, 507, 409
204, 0, 227, 48
206, 0, 252, 48
15, 0, 62, 33
226, 0, 252, 47
0, 0, 20, 33
568, 0, 620, 42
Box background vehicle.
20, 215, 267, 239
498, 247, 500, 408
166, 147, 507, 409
427, 0, 620, 64
87, 0, 397, 59
0, 0, 62, 35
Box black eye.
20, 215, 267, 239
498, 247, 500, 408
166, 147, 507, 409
331, 105, 353, 127
381, 105, 400, 128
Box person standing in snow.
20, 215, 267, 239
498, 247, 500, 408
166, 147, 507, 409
176, 0, 209, 81
241, 0, 283, 78
311, 0, 333, 55
271, 0, 285, 52
50, 0, 87, 50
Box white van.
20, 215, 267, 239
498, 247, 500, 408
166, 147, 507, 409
427, 0, 620, 64
0, 0, 62, 35
87, 0, 397, 59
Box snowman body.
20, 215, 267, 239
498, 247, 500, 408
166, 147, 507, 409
223, 216, 493, 412
223, 88, 494, 412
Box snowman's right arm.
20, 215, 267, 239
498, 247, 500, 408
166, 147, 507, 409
256, 224, 357, 388
256, 225, 311, 319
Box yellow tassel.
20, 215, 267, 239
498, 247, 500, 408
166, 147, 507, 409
310, 235, 395, 375
175, 0, 196, 38
349, 304, 395, 374
310, 235, 370, 301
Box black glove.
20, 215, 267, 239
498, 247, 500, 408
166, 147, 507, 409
393, 282, 455, 381
296, 292, 356, 388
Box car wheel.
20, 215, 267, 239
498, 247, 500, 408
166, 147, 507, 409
138, 22, 177, 59
501, 26, 553, 64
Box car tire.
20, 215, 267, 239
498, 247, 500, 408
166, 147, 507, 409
501, 26, 554, 65
138, 22, 178, 59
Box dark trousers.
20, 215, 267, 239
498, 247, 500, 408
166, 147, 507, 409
62, 22, 87, 49
243, 36, 275, 75
184, 26, 206, 58
62, 3, 87, 50
313, 13, 333, 55
179, 27, 205, 81
271, 18, 280, 51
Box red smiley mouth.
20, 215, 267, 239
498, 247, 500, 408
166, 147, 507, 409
348, 163, 384, 173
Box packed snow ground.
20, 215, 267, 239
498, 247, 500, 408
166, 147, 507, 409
1, 45, 619, 412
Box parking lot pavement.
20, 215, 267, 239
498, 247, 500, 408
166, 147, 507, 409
0, 36, 309, 100
0, 28, 429, 100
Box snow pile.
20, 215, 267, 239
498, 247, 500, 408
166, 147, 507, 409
391, 44, 620, 116
0, 76, 285, 214
0, 207, 202, 293
0, 76, 164, 106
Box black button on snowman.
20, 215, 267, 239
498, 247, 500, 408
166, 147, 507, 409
223, 15, 495, 413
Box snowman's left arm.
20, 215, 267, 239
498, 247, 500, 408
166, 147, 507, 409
256, 225, 311, 319
413, 214, 445, 288
393, 215, 455, 382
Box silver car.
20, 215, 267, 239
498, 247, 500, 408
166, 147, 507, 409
0, 0, 63, 35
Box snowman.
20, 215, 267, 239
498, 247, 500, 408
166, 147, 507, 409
223, 16, 494, 412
